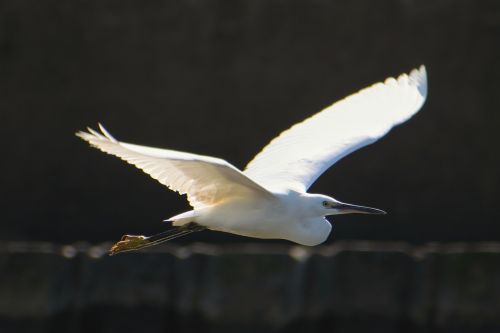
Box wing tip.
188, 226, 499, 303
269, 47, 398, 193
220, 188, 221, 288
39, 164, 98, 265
409, 64, 428, 99
384, 65, 427, 100
75, 123, 118, 144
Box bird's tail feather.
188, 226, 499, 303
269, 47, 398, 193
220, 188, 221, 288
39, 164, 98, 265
109, 222, 206, 255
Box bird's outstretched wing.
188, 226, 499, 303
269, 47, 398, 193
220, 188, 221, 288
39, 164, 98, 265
244, 66, 427, 192
77, 125, 274, 209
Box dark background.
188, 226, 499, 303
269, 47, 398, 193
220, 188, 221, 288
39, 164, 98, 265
1, 0, 499, 244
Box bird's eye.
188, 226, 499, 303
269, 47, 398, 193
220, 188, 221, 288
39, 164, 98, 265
322, 201, 329, 207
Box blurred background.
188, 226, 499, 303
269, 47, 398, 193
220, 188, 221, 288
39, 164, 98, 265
1, 0, 500, 332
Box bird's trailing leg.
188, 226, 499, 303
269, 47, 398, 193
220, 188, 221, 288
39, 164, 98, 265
109, 222, 206, 255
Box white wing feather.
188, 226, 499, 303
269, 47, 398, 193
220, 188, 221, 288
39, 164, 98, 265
76, 124, 274, 209
244, 66, 427, 192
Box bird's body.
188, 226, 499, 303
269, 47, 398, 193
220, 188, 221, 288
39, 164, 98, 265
77, 66, 427, 254
171, 191, 332, 246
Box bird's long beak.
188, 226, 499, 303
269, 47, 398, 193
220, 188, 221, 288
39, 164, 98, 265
334, 202, 386, 215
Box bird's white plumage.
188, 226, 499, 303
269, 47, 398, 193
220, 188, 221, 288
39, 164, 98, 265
244, 66, 427, 192
76, 124, 274, 209
77, 66, 428, 247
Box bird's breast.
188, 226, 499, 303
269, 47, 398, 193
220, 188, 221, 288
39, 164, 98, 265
288, 217, 332, 246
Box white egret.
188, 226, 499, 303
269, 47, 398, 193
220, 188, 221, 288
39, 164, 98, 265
77, 66, 427, 255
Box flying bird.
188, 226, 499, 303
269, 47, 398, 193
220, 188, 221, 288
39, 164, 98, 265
77, 66, 427, 255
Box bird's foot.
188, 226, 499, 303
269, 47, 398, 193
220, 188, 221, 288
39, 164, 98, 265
109, 223, 207, 256
109, 234, 149, 256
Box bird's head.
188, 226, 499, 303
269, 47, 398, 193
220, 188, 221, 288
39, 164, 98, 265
308, 194, 386, 217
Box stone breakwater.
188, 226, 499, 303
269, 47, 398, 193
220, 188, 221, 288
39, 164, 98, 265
1, 241, 499, 333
